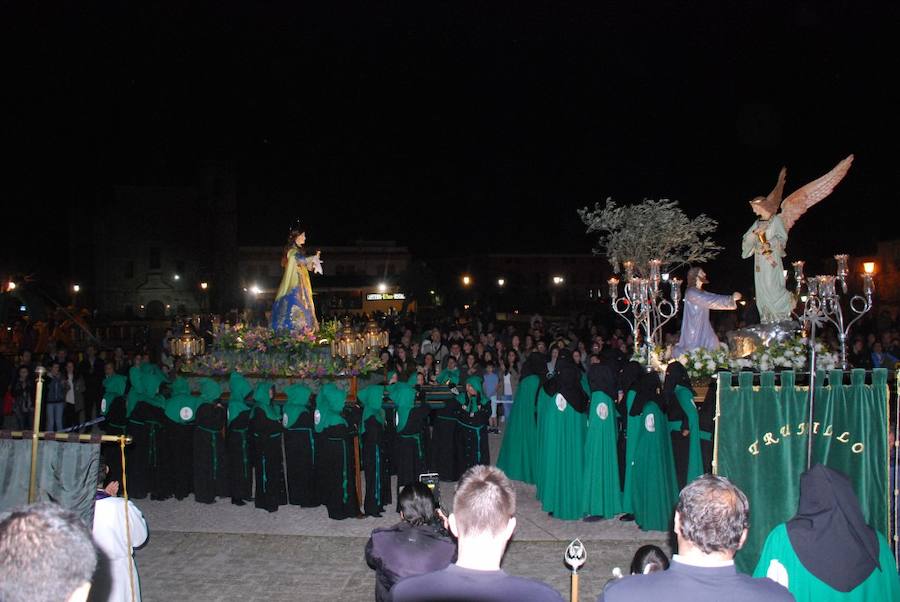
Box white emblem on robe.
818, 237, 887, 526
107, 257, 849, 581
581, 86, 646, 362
555, 394, 567, 411
597, 402, 609, 420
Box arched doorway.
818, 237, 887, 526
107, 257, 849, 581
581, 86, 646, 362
146, 300, 166, 319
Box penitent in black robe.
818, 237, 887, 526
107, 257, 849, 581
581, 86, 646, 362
317, 423, 360, 520
454, 398, 491, 479
166, 420, 194, 500
394, 406, 430, 499
430, 399, 460, 481
126, 402, 162, 499
362, 416, 390, 517
251, 410, 286, 512
226, 408, 254, 503
284, 410, 318, 507
193, 403, 228, 503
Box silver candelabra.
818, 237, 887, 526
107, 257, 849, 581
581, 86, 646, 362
608, 259, 682, 370
795, 254, 875, 371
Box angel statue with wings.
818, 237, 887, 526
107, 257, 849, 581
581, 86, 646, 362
742, 155, 853, 323
271, 223, 323, 333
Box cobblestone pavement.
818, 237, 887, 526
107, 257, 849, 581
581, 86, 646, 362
130, 430, 670, 601
136, 531, 668, 602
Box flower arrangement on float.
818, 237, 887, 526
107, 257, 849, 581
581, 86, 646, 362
180, 318, 383, 378
634, 336, 840, 388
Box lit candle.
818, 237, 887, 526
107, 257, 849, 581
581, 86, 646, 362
623, 260, 635, 280
834, 254, 849, 279
863, 273, 874, 296
638, 278, 649, 302
818, 275, 836, 298
791, 260, 805, 283
607, 277, 619, 299
648, 259, 661, 282
807, 277, 819, 297
669, 277, 682, 304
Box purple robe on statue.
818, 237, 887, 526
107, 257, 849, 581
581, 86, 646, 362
673, 287, 736, 356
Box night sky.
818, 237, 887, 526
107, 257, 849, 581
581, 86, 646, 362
4, 2, 898, 291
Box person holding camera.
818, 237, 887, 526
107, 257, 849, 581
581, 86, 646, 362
366, 482, 456, 602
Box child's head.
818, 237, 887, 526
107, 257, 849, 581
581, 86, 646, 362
484, 361, 495, 373
629, 545, 669, 575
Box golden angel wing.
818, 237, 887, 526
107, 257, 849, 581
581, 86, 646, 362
780, 154, 854, 231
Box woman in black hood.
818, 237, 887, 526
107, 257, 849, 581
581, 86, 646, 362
754, 463, 898, 599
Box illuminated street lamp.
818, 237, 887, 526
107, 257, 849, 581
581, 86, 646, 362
497, 278, 505, 287
553, 276, 565, 285
200, 282, 209, 290
174, 274, 181, 281
72, 284, 80, 293
377, 282, 387, 293
462, 275, 471, 286
7, 281, 16, 292
863, 261, 876, 275
250, 284, 262, 295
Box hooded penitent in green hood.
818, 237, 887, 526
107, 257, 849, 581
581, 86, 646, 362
458, 375, 485, 415
101, 374, 127, 416
165, 377, 200, 424
315, 383, 347, 433
357, 385, 385, 434
389, 382, 416, 432
126, 366, 143, 417
141, 362, 169, 384
227, 372, 253, 426
253, 382, 281, 422
282, 383, 313, 428
198, 378, 222, 406
139, 369, 167, 410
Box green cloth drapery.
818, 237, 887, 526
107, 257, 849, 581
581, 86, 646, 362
716, 368, 888, 574
0, 439, 100, 526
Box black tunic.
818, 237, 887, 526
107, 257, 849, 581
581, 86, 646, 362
125, 402, 161, 499
250, 410, 287, 512
101, 396, 128, 487
430, 399, 460, 481
193, 403, 228, 503
362, 416, 390, 517
316, 423, 360, 520
454, 397, 491, 479
226, 409, 254, 502
394, 405, 430, 501
284, 410, 319, 507
165, 420, 194, 499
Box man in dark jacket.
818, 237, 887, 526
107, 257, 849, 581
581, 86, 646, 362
366, 482, 456, 601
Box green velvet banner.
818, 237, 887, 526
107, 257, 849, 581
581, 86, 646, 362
0, 439, 101, 526
715, 368, 889, 574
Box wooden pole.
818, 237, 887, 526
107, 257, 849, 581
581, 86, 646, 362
28, 367, 46, 503
351, 375, 364, 515
571, 571, 579, 602
7, 432, 132, 444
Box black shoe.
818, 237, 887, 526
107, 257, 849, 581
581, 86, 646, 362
231, 498, 246, 506
618, 513, 635, 522
583, 515, 604, 522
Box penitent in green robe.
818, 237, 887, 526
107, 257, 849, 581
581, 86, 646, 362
582, 390, 623, 518
495, 374, 541, 484
670, 384, 704, 485
753, 523, 900, 602
621, 390, 641, 514
630, 401, 679, 532
534, 387, 587, 520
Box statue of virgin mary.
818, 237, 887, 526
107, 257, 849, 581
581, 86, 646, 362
271, 226, 322, 333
